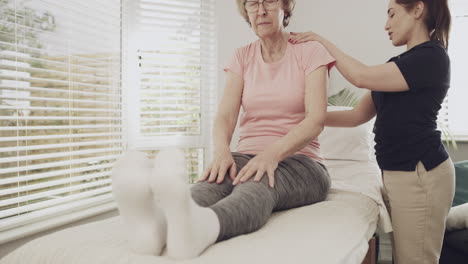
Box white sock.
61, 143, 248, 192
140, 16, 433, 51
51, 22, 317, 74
149, 149, 220, 259
111, 150, 167, 255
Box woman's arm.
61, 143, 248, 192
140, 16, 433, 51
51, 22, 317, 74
233, 65, 329, 187
326, 91, 376, 127
199, 71, 243, 183
289, 32, 409, 92
212, 71, 243, 153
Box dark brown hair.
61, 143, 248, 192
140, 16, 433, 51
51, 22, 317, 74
236, 0, 296, 28
396, 0, 451, 48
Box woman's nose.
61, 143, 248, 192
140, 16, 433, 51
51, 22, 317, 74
257, 2, 267, 16
384, 20, 390, 31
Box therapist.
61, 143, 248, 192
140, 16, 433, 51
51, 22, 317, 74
289, 0, 454, 263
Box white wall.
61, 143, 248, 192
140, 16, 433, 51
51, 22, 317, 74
215, 0, 405, 149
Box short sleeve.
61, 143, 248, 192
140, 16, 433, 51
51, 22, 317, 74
302, 41, 336, 76
394, 46, 450, 92
224, 48, 244, 79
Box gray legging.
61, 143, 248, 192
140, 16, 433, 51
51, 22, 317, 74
191, 152, 331, 242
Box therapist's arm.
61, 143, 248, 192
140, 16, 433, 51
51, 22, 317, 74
233, 65, 328, 187
289, 32, 409, 92
326, 91, 376, 127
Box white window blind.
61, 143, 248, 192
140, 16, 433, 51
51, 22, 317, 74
446, 0, 468, 139
0, 0, 122, 243
125, 0, 217, 179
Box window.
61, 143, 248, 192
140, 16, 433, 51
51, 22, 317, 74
446, 0, 468, 139
0, 0, 122, 243
124, 0, 217, 182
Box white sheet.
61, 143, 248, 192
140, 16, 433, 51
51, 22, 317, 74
0, 190, 378, 264
325, 159, 392, 233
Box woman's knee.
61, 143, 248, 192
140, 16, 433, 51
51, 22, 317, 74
190, 180, 233, 207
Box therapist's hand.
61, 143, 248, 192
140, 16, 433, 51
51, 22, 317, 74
199, 148, 237, 184
288, 31, 323, 44
233, 149, 279, 188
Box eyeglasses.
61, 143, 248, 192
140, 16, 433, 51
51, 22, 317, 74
244, 0, 279, 13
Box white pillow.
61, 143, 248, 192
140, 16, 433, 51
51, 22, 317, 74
446, 203, 468, 231
319, 106, 375, 161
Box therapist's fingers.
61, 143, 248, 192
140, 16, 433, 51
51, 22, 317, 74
289, 34, 303, 43
293, 34, 308, 43
289, 32, 314, 43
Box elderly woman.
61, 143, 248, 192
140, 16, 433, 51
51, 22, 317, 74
111, 0, 336, 260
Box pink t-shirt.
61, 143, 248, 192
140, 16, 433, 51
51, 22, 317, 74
224, 39, 335, 162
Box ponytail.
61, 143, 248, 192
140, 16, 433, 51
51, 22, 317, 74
396, 0, 451, 49
429, 0, 451, 49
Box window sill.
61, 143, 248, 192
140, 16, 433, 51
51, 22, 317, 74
454, 135, 468, 143
0, 202, 117, 245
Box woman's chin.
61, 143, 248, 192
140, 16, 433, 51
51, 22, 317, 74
390, 38, 406, 47
255, 29, 279, 39
255, 30, 268, 38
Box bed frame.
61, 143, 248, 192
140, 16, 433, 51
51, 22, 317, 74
361, 235, 378, 264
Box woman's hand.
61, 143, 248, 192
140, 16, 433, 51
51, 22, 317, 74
233, 150, 280, 188
199, 149, 237, 184
288, 31, 323, 44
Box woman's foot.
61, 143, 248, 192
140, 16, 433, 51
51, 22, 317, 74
111, 150, 167, 255
149, 149, 220, 259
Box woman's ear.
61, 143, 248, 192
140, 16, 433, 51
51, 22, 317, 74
413, 1, 425, 19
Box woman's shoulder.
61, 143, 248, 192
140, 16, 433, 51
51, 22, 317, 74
230, 40, 259, 65
395, 40, 450, 66
404, 40, 448, 58
234, 40, 260, 57
420, 40, 447, 51
426, 41, 449, 61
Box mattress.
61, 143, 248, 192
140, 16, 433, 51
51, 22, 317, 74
0, 160, 385, 264
0, 190, 378, 264
325, 159, 392, 232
